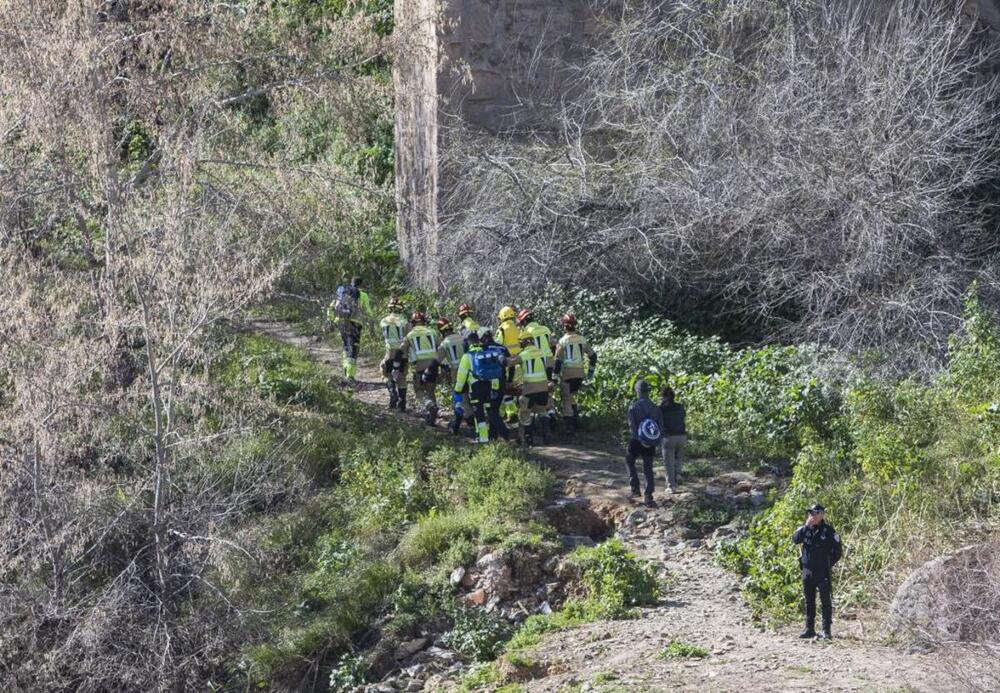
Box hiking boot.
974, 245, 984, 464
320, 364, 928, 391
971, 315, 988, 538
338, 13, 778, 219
799, 629, 816, 639
628, 491, 640, 501
644, 498, 658, 509
540, 416, 552, 444
820, 627, 833, 640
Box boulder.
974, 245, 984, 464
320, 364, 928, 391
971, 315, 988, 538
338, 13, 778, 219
449, 566, 466, 587
396, 638, 429, 660
887, 544, 1000, 646
625, 509, 647, 526
749, 489, 767, 507
465, 588, 488, 606
475, 552, 513, 599
559, 534, 595, 549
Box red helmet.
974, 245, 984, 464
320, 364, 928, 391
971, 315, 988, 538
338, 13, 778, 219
516, 308, 533, 326
410, 311, 427, 325
561, 313, 577, 330
458, 303, 474, 318
437, 317, 454, 334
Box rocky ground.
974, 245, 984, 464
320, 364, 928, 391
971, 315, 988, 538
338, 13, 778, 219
254, 321, 979, 692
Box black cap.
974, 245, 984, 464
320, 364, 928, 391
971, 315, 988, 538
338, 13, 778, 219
808, 504, 826, 514
635, 380, 651, 394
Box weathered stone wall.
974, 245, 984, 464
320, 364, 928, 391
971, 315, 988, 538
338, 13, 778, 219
394, 0, 596, 289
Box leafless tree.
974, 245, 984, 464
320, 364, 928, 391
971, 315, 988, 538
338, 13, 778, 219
440, 0, 1000, 367
0, 0, 389, 688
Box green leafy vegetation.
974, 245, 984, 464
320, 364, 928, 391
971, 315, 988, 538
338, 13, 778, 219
569, 539, 661, 618
205, 333, 557, 686
443, 609, 514, 662
658, 640, 710, 659
573, 285, 1000, 622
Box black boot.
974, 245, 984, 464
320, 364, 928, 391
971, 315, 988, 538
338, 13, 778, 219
398, 390, 407, 413
540, 415, 552, 444
820, 623, 832, 639
571, 404, 580, 430
450, 414, 462, 435
424, 405, 437, 426
522, 423, 534, 448
388, 385, 399, 410
799, 626, 816, 639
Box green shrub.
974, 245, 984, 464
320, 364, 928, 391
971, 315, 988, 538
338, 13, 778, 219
399, 510, 482, 568
460, 662, 502, 691
329, 653, 366, 691
723, 290, 1000, 622
658, 640, 709, 659
569, 539, 661, 619
456, 446, 555, 515
442, 608, 513, 662
505, 605, 592, 652
216, 334, 347, 414
578, 316, 841, 459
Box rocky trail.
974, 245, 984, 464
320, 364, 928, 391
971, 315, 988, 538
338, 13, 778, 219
254, 321, 958, 692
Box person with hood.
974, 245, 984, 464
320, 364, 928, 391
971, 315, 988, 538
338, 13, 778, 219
625, 380, 664, 508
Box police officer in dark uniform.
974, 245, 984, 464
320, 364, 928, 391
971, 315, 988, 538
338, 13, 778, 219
792, 503, 843, 639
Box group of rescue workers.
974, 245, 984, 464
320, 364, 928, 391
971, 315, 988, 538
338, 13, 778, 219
330, 278, 597, 448
328, 277, 843, 641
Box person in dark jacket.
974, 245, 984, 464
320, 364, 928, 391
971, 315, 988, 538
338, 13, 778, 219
625, 380, 665, 508
658, 386, 687, 492
792, 504, 843, 639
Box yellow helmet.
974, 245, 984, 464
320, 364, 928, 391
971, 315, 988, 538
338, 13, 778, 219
498, 305, 517, 322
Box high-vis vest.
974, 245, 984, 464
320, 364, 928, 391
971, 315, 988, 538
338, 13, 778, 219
520, 346, 548, 385
438, 333, 465, 368
381, 313, 409, 350
461, 317, 481, 334
406, 326, 439, 365
558, 333, 589, 368
497, 320, 522, 356
525, 321, 554, 360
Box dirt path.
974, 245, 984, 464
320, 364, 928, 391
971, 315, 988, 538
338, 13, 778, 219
254, 321, 957, 692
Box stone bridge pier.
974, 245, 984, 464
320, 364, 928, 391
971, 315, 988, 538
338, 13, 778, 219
393, 0, 596, 289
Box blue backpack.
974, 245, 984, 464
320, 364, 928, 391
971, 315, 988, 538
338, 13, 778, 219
637, 417, 663, 448
469, 350, 503, 380
334, 284, 360, 320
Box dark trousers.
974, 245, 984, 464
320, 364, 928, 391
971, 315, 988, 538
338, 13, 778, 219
340, 321, 361, 358
803, 569, 833, 631
468, 381, 498, 443
625, 439, 655, 499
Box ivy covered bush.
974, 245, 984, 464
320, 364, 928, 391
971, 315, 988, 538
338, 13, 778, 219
720, 290, 1000, 621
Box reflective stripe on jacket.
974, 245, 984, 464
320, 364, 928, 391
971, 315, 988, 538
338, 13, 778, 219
404, 326, 439, 365
380, 313, 410, 350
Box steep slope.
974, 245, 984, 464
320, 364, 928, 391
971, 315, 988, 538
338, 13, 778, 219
252, 320, 966, 692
